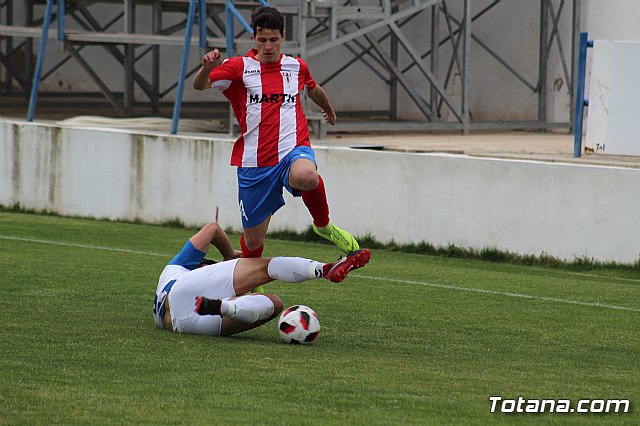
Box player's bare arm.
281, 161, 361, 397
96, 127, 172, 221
193, 49, 222, 90
189, 222, 241, 260
308, 85, 337, 125
210, 223, 242, 260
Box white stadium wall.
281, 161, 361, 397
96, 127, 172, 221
585, 41, 640, 156
582, 0, 640, 42
580, 1, 640, 156
2, 119, 639, 264
0, 121, 238, 226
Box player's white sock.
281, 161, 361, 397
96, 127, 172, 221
221, 295, 274, 323
267, 257, 324, 282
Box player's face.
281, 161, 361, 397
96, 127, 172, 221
253, 27, 284, 64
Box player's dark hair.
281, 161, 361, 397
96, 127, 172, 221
251, 6, 284, 36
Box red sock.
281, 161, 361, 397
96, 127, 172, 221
240, 234, 264, 258
322, 263, 333, 277
302, 175, 330, 228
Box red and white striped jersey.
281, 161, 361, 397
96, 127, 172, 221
209, 49, 317, 167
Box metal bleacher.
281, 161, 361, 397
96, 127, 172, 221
0, 1, 582, 135
1, 0, 234, 133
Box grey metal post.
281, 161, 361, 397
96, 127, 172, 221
26, 0, 34, 87
152, 0, 161, 113
462, 0, 471, 134
286, 14, 293, 42
430, 1, 440, 120
3, 0, 13, 91
299, 1, 307, 57
538, 0, 549, 124
389, 2, 398, 120
124, 0, 135, 114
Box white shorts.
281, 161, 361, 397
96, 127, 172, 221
167, 259, 239, 336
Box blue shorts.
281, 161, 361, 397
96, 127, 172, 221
237, 146, 317, 228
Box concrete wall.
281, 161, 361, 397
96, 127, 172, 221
582, 0, 640, 41
1, 121, 238, 225
2, 118, 639, 263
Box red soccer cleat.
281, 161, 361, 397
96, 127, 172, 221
325, 249, 371, 283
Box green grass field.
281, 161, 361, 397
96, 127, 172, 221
1, 212, 639, 425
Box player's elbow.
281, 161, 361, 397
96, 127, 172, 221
307, 86, 319, 99
209, 222, 223, 233
201, 222, 223, 238
192, 75, 210, 91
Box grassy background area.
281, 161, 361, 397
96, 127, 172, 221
1, 212, 639, 424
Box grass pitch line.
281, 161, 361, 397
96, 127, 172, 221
568, 271, 640, 284
3, 234, 639, 312
0, 235, 170, 257
355, 274, 640, 313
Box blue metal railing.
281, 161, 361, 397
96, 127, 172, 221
27, 0, 56, 121
225, 0, 253, 57
171, 0, 206, 134
26, 0, 264, 134
173, 0, 261, 134
573, 32, 594, 158
28, 0, 65, 122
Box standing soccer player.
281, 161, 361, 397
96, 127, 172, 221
192, 6, 359, 261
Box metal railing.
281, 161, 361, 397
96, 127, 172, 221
4, 1, 580, 136
572, 31, 593, 158
171, 0, 207, 134
21, 0, 263, 134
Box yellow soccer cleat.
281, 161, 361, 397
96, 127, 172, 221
312, 223, 359, 254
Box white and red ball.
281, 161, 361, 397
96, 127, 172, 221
277, 305, 320, 345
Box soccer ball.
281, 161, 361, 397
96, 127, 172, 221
277, 305, 320, 345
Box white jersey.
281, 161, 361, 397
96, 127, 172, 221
152, 239, 238, 335
153, 265, 189, 330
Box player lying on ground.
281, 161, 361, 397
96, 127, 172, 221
153, 222, 371, 337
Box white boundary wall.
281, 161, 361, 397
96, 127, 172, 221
585, 41, 640, 156
1, 119, 639, 263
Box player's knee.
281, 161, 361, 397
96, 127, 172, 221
266, 293, 283, 317
243, 233, 264, 251
291, 168, 319, 191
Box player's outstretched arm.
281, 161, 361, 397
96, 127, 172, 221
211, 224, 242, 261
189, 222, 241, 261
193, 49, 222, 90
308, 85, 337, 125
